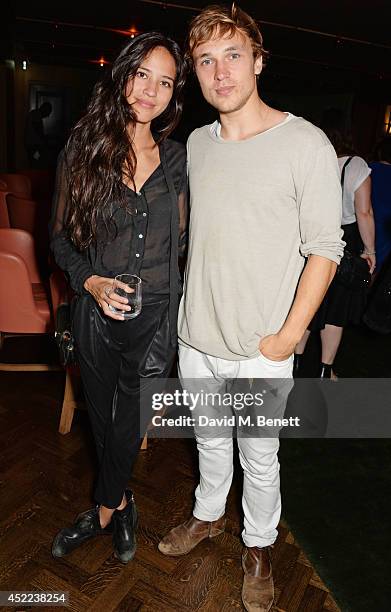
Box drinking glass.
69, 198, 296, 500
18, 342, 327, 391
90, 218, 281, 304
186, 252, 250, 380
109, 274, 142, 319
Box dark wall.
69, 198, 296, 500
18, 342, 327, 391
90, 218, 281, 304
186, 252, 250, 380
2, 58, 388, 171
8, 61, 100, 170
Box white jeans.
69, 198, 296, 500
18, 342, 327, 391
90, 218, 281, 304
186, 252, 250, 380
178, 344, 293, 548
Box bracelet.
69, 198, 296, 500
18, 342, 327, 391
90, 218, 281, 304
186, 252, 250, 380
364, 250, 376, 255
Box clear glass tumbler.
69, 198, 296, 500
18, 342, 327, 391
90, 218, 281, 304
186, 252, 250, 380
109, 274, 142, 319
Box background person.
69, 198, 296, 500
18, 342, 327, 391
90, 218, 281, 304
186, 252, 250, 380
369, 136, 391, 272
24, 101, 53, 167
295, 111, 376, 379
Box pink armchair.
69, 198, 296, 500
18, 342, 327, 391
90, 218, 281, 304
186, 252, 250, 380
0, 173, 32, 198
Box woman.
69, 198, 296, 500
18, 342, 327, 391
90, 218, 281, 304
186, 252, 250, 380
294, 119, 376, 379
50, 33, 187, 563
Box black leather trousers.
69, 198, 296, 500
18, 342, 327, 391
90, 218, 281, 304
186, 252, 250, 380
72, 294, 175, 508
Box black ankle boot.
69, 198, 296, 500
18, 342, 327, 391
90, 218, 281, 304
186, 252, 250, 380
112, 490, 138, 564
52, 506, 113, 558
319, 362, 332, 378
293, 353, 304, 378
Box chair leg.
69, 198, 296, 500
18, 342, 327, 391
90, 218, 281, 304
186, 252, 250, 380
0, 363, 62, 371
59, 368, 79, 434
140, 433, 148, 450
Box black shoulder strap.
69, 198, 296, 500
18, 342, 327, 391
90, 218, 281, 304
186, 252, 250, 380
340, 156, 353, 189
159, 141, 180, 347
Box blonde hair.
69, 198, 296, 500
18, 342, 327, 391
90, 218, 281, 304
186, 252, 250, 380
187, 3, 268, 66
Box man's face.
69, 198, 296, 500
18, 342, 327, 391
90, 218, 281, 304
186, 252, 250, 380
193, 30, 262, 114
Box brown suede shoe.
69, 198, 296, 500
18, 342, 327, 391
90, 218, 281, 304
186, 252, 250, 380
242, 546, 274, 612
158, 515, 226, 556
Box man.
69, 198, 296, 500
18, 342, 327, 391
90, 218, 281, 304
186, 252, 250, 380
24, 102, 52, 167
158, 5, 344, 611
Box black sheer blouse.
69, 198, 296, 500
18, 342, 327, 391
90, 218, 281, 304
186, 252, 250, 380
50, 138, 187, 344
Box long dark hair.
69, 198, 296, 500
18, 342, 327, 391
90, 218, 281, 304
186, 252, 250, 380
65, 32, 187, 249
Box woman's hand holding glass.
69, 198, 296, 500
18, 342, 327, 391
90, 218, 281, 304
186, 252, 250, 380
84, 275, 133, 321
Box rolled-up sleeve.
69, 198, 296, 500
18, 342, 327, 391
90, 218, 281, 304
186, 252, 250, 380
298, 143, 345, 264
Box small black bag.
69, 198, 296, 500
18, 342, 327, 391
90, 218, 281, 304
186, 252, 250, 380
336, 249, 371, 290
55, 302, 76, 366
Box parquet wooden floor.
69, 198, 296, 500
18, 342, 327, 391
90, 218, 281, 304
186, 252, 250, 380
0, 368, 341, 612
